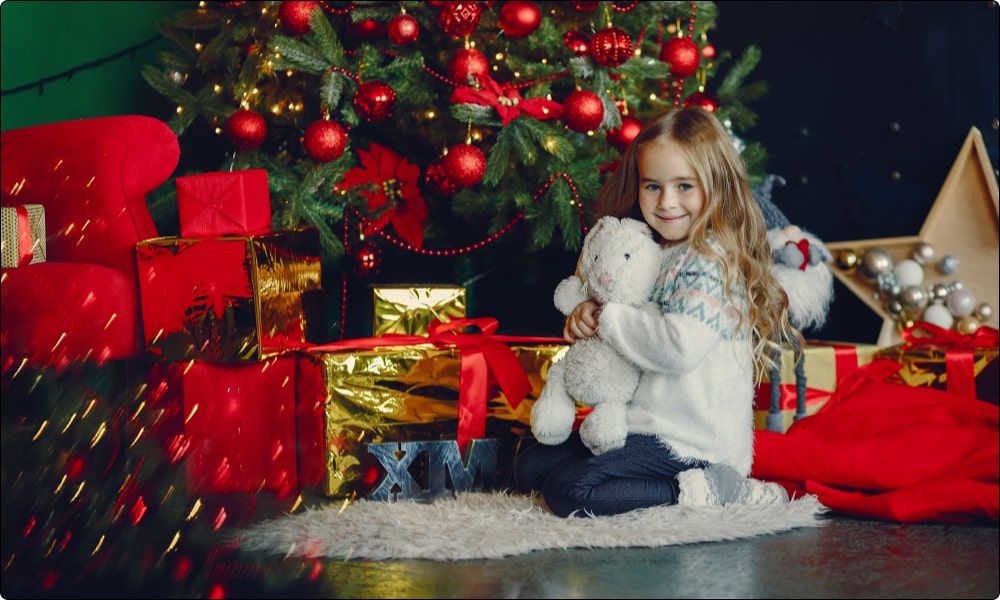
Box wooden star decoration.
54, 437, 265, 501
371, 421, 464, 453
826, 127, 999, 345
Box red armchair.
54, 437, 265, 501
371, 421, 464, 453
1, 116, 179, 369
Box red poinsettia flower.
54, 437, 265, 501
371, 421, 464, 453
337, 142, 428, 247
450, 74, 563, 126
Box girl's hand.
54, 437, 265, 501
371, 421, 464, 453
564, 299, 602, 342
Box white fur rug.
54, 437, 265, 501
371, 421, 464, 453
237, 492, 828, 561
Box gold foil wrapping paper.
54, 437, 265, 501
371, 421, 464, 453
136, 227, 323, 362
298, 342, 567, 497
753, 342, 880, 432
877, 344, 999, 403
372, 285, 467, 336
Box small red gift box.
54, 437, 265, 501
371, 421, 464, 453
182, 357, 299, 495
177, 169, 272, 238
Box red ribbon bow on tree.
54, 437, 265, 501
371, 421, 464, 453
450, 75, 564, 126
901, 321, 1000, 399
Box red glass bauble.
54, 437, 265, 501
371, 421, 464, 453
424, 161, 459, 197
353, 81, 396, 122
226, 109, 267, 150
352, 242, 382, 277
447, 48, 489, 84
607, 116, 643, 153
590, 27, 632, 67
442, 144, 486, 188
303, 120, 348, 162
350, 18, 384, 39
387, 14, 420, 45
279, 1, 319, 36
563, 90, 605, 132
563, 31, 590, 56
659, 37, 700, 78
438, 1, 482, 38
499, 1, 541, 39
685, 92, 719, 113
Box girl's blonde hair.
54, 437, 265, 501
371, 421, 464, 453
597, 107, 801, 373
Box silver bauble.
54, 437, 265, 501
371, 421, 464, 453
887, 300, 905, 318
946, 288, 977, 318
974, 303, 993, 322
930, 283, 950, 301
938, 255, 959, 275
859, 248, 893, 281
912, 242, 935, 265
898, 286, 929, 313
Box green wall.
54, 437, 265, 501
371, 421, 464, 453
1, 0, 188, 131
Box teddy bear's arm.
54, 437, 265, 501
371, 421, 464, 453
553, 275, 588, 316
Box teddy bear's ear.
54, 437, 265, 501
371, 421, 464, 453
620, 218, 653, 239
583, 216, 616, 246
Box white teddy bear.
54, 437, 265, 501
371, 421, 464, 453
530, 216, 662, 454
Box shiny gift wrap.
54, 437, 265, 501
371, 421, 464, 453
297, 322, 567, 497
372, 285, 466, 336
754, 342, 880, 432
136, 227, 323, 362
878, 322, 999, 403
1, 204, 45, 267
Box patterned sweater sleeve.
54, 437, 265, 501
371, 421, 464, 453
597, 252, 745, 374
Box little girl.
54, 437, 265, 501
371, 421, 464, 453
517, 107, 801, 517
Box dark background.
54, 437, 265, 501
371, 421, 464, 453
2, 1, 997, 343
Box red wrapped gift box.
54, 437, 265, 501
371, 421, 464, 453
182, 357, 298, 495
177, 169, 272, 238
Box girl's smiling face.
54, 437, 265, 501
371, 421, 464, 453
637, 140, 706, 246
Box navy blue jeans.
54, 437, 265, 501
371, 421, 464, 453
514, 432, 707, 517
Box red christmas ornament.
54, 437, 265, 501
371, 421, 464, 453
353, 81, 396, 122
448, 48, 489, 84
573, 1, 598, 10
424, 161, 458, 197
352, 241, 382, 277
685, 92, 719, 113
442, 144, 486, 188
279, 1, 319, 36
563, 31, 589, 56
387, 14, 420, 45
499, 1, 541, 39
607, 116, 642, 153
702, 43, 716, 59
438, 2, 482, 39
350, 18, 384, 40
563, 90, 604, 132
590, 27, 632, 67
660, 37, 700, 78
303, 120, 347, 162
226, 109, 267, 150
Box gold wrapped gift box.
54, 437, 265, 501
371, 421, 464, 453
296, 339, 567, 497
371, 285, 467, 336
877, 343, 999, 404
754, 342, 881, 433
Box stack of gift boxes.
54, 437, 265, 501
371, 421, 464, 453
130, 169, 998, 502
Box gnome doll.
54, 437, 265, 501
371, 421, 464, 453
753, 176, 834, 431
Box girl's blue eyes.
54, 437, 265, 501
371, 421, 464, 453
643, 183, 693, 192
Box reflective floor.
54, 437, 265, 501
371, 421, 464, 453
232, 515, 998, 598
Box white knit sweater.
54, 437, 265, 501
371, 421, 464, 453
596, 237, 757, 476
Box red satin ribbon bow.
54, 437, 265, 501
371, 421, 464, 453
901, 321, 1000, 399
15, 205, 35, 267
450, 75, 564, 126
311, 317, 534, 453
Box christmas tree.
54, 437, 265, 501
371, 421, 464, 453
142, 0, 767, 336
